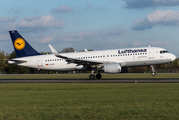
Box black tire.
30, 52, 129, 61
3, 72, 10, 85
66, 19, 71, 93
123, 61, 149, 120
89, 74, 95, 79
151, 72, 156, 76
96, 74, 102, 79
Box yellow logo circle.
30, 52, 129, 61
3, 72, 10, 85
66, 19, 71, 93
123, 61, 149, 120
14, 38, 26, 50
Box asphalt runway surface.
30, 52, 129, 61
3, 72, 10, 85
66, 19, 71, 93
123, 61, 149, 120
1, 79, 179, 83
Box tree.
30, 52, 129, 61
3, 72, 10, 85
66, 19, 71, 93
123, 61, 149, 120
0, 50, 9, 73
79, 49, 94, 52
5, 51, 30, 74
61, 47, 76, 53
173, 58, 179, 68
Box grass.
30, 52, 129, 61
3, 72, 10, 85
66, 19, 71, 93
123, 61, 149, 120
0, 73, 179, 79
0, 83, 179, 120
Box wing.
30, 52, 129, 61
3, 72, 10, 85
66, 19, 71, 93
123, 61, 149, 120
48, 44, 126, 68
48, 44, 105, 67
56, 54, 104, 65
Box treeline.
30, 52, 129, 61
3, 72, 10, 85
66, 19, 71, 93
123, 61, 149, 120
0, 50, 34, 74
0, 49, 179, 74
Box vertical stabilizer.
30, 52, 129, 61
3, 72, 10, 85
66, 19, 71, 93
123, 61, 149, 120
9, 30, 41, 58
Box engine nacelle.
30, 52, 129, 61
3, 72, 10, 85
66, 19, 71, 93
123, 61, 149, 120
75, 65, 88, 71
103, 63, 121, 73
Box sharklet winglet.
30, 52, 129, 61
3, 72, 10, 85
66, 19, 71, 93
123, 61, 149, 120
48, 44, 59, 55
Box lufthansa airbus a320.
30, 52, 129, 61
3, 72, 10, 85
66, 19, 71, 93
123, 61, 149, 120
8, 30, 176, 79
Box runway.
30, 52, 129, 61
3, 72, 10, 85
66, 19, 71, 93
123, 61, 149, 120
1, 79, 179, 83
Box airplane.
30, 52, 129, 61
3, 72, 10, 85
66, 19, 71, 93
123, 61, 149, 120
8, 30, 176, 79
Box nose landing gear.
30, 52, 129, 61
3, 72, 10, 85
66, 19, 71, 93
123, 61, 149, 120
150, 65, 156, 76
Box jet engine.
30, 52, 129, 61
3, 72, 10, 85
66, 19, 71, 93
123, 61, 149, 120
76, 65, 88, 71
103, 63, 121, 73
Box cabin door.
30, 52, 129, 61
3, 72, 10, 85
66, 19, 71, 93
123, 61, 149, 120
149, 48, 154, 59
38, 57, 43, 67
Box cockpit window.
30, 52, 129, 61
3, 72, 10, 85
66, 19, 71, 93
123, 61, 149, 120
160, 50, 169, 54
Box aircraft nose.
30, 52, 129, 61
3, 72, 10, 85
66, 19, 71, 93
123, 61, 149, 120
170, 54, 176, 61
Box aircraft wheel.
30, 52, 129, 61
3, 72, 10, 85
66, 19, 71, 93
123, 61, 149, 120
151, 72, 156, 76
96, 74, 102, 79
89, 74, 95, 79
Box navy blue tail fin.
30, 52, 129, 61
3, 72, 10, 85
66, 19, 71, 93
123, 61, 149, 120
9, 30, 41, 58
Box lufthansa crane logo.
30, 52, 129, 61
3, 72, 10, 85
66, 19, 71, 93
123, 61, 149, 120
14, 38, 26, 50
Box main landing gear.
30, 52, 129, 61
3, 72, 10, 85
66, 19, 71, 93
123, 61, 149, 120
89, 71, 102, 79
150, 65, 156, 76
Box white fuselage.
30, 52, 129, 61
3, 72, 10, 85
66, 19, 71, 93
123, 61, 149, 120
8, 47, 176, 71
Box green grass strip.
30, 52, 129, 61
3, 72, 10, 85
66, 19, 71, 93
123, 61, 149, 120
0, 73, 179, 79
0, 83, 179, 120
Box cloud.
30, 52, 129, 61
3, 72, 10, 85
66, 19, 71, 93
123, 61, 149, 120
149, 41, 169, 46
132, 41, 142, 46
131, 10, 179, 30
9, 7, 23, 14
0, 34, 10, 41
52, 6, 74, 13
17, 15, 65, 29
106, 28, 125, 36
78, 4, 106, 10
0, 15, 66, 34
40, 36, 55, 44
86, 4, 94, 8
119, 42, 127, 46
123, 0, 179, 9
57, 28, 125, 42
59, 31, 100, 42
0, 16, 17, 22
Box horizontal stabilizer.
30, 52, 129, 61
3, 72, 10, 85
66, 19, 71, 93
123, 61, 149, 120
8, 58, 27, 64
9, 58, 27, 62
